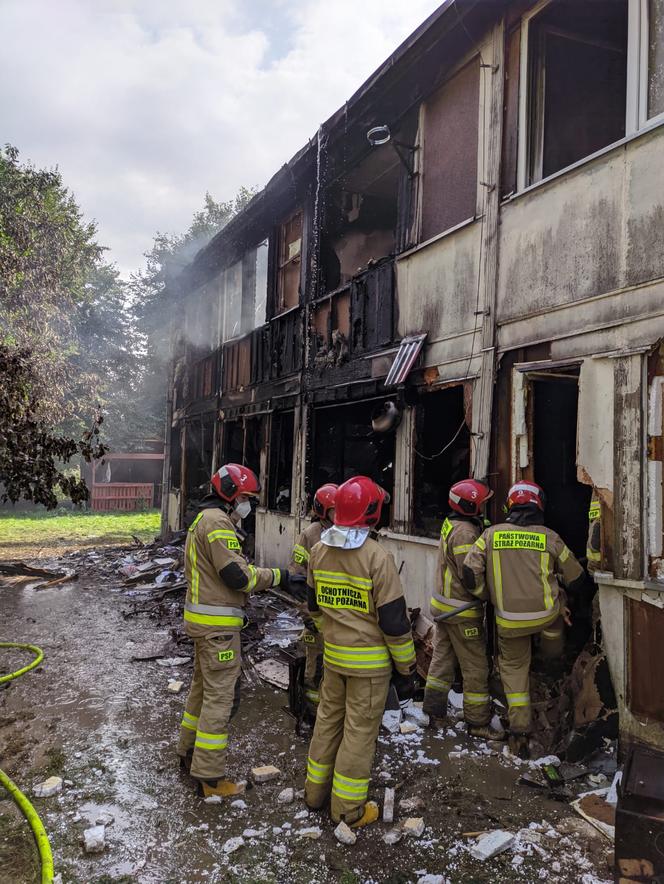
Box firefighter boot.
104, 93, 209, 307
350, 800, 380, 829
198, 778, 247, 799
507, 732, 530, 760
467, 722, 506, 741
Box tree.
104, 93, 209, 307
0, 145, 106, 507
0, 343, 104, 508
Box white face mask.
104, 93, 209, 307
234, 498, 252, 519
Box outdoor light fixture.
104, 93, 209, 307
366, 123, 417, 178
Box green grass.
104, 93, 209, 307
0, 509, 161, 555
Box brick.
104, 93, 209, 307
251, 765, 281, 783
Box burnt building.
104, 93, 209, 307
164, 0, 664, 754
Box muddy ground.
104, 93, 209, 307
0, 543, 614, 884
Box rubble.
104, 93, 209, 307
402, 817, 425, 838
167, 680, 184, 693
222, 836, 245, 854
83, 825, 106, 853
254, 659, 290, 690
383, 787, 395, 823
383, 828, 403, 845
252, 765, 281, 783
382, 709, 402, 734
242, 828, 267, 839
95, 812, 115, 826
402, 701, 429, 728
297, 826, 322, 839
155, 656, 190, 667
399, 796, 425, 813
400, 721, 419, 735
229, 799, 247, 809
468, 830, 514, 860
277, 787, 295, 803
417, 876, 447, 884
34, 776, 63, 797
334, 821, 357, 846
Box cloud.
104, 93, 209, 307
0, 0, 441, 275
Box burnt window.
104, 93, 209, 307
277, 211, 302, 313
223, 261, 243, 341
525, 0, 628, 185
421, 59, 480, 241
170, 426, 182, 490
312, 400, 395, 525
186, 420, 215, 497
222, 420, 244, 465
412, 387, 471, 538
269, 411, 295, 512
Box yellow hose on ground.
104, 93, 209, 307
0, 642, 54, 884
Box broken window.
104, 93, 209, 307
525, 0, 628, 185
223, 260, 243, 341
648, 0, 664, 119
312, 400, 395, 524
277, 211, 302, 313
170, 426, 182, 490
269, 411, 295, 512
254, 240, 269, 328
186, 419, 215, 500
412, 387, 471, 538
421, 59, 480, 241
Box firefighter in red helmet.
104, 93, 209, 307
423, 479, 502, 739
288, 483, 338, 718
177, 464, 288, 797
462, 481, 584, 758
303, 476, 416, 827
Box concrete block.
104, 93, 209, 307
252, 765, 281, 783
400, 721, 418, 735
222, 836, 244, 854
34, 777, 63, 798
167, 680, 184, 694
383, 787, 395, 823
83, 825, 105, 853
402, 817, 425, 838
334, 821, 357, 846
469, 830, 514, 860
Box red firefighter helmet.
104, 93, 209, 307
334, 476, 390, 528
313, 483, 338, 519
507, 481, 545, 511
211, 463, 260, 503
449, 479, 493, 517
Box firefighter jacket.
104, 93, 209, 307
184, 504, 279, 639
463, 521, 584, 637
306, 536, 416, 677
586, 497, 601, 574
290, 521, 324, 578
430, 515, 483, 623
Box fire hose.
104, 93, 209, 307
0, 642, 54, 884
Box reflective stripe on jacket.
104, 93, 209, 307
586, 499, 601, 573
430, 516, 483, 622
290, 521, 323, 575
306, 537, 415, 677
463, 522, 584, 636
184, 507, 276, 638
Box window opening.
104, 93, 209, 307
526, 0, 628, 185
269, 411, 295, 512
312, 400, 395, 526
412, 387, 471, 538
277, 211, 302, 312
223, 261, 243, 341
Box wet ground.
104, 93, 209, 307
0, 546, 614, 884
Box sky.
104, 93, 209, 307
0, 0, 443, 277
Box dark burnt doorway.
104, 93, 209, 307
530, 370, 590, 558
529, 367, 593, 653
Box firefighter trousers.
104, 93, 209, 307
302, 629, 324, 712
497, 631, 532, 733
304, 667, 390, 824
177, 632, 241, 781
422, 620, 491, 726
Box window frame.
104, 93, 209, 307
517, 0, 661, 192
